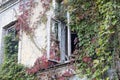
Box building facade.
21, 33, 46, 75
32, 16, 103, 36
0, 0, 82, 80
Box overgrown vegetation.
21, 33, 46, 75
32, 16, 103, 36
68, 0, 120, 79
1, 0, 120, 80
0, 33, 37, 80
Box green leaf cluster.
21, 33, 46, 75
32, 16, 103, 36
0, 33, 37, 80
69, 0, 120, 79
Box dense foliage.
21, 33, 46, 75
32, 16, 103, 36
0, 33, 37, 80
1, 0, 120, 80
68, 0, 120, 79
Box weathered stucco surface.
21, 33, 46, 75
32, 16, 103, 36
18, 0, 48, 67
0, 0, 51, 67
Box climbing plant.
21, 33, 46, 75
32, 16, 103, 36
0, 31, 37, 80
10, 0, 120, 79
68, 0, 120, 79
16, 0, 51, 35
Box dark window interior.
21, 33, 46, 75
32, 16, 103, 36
71, 31, 77, 54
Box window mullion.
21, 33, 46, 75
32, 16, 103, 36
67, 11, 71, 59
47, 16, 51, 59
58, 22, 63, 62
60, 23, 65, 62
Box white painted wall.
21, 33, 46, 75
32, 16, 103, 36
18, 0, 50, 67
0, 0, 53, 67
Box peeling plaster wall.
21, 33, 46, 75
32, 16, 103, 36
0, 0, 51, 67
19, 25, 47, 67
18, 0, 48, 67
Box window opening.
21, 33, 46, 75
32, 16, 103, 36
48, 18, 70, 63
71, 31, 78, 54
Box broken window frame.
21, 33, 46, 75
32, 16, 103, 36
47, 18, 71, 63
46, 0, 72, 64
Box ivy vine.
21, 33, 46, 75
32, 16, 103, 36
68, 0, 120, 79
0, 32, 37, 80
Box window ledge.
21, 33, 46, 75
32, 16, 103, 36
48, 59, 72, 64
39, 59, 75, 72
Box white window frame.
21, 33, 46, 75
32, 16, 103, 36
53, 18, 68, 62
46, 0, 71, 64
67, 11, 71, 57
47, 18, 71, 63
